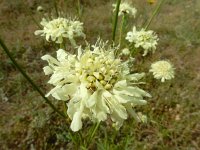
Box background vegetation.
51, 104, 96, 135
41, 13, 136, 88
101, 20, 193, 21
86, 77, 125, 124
0, 0, 200, 149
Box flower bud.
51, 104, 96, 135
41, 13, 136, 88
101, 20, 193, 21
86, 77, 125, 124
87, 75, 96, 82
104, 84, 112, 90
100, 80, 107, 86
37, 6, 44, 12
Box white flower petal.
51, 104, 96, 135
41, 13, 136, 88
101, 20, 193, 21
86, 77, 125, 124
43, 66, 53, 75
70, 111, 83, 132
57, 49, 68, 61
86, 90, 98, 107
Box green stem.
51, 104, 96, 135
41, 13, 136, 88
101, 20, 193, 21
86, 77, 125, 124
63, 101, 68, 116
26, 8, 42, 29
91, 122, 100, 138
0, 38, 66, 118
119, 14, 125, 47
87, 122, 100, 147
54, 0, 59, 17
112, 0, 121, 42
60, 43, 65, 49
31, 15, 42, 29
145, 0, 165, 30
77, 0, 82, 19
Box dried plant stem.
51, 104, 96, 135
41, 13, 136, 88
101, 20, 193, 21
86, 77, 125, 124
112, 0, 121, 42
145, 0, 165, 30
0, 38, 66, 118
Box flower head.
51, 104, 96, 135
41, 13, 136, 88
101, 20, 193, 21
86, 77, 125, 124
35, 17, 85, 45
113, 2, 137, 17
122, 48, 130, 55
126, 26, 158, 56
37, 6, 44, 12
42, 40, 151, 131
150, 60, 175, 82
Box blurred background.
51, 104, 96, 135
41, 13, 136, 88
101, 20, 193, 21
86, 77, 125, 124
0, 0, 200, 149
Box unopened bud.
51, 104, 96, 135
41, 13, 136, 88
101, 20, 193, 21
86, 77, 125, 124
87, 75, 96, 82
37, 6, 44, 12
100, 80, 107, 86
104, 84, 112, 90
110, 78, 116, 84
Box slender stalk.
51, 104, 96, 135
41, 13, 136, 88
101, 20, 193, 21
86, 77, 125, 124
63, 125, 79, 148
90, 122, 100, 139
0, 38, 66, 118
119, 14, 126, 47
60, 43, 65, 49
145, 0, 165, 30
31, 15, 42, 29
77, 0, 82, 19
87, 122, 100, 146
59, 43, 67, 117
24, 3, 42, 29
54, 0, 59, 17
112, 0, 121, 42
63, 101, 68, 116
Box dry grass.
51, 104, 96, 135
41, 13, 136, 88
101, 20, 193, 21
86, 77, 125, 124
0, 0, 200, 149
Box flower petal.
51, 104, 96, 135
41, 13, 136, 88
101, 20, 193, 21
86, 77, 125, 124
70, 111, 83, 132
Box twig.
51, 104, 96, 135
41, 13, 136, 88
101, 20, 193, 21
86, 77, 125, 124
0, 38, 66, 118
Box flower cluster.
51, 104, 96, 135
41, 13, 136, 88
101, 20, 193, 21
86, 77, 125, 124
42, 41, 151, 131
150, 60, 175, 82
126, 26, 158, 56
35, 17, 85, 45
35, 0, 176, 132
113, 2, 137, 17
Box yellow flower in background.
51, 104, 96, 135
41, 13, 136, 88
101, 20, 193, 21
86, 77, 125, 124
150, 60, 175, 82
35, 17, 85, 46
122, 48, 130, 55
42, 39, 151, 132
147, 0, 156, 5
126, 26, 159, 56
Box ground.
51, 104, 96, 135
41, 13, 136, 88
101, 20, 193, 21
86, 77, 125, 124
0, 0, 200, 149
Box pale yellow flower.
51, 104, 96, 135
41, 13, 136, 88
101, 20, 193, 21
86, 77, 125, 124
42, 40, 151, 132
35, 17, 85, 45
122, 48, 130, 55
150, 60, 175, 82
113, 2, 137, 17
126, 26, 158, 56
37, 6, 44, 12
